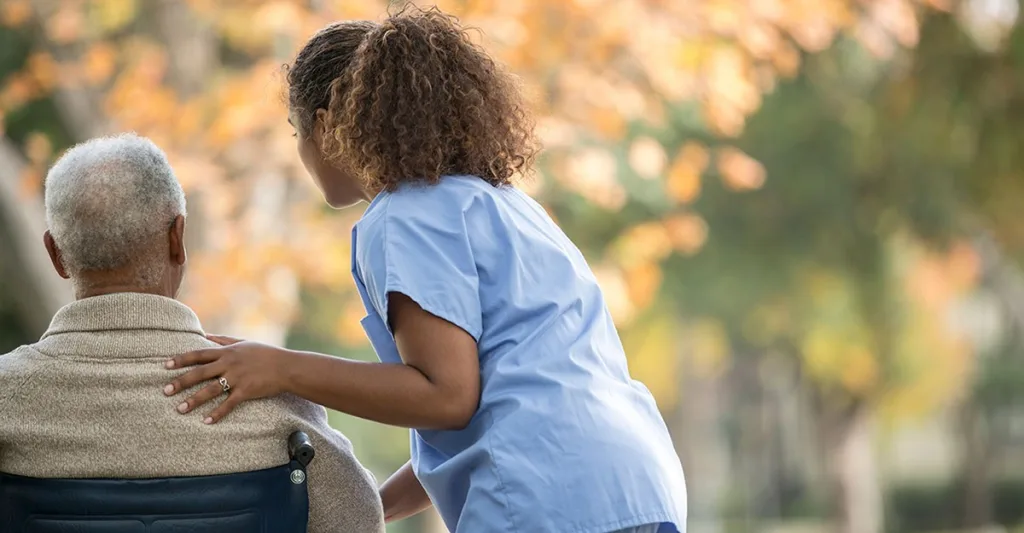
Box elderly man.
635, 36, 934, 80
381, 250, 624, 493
0, 134, 385, 532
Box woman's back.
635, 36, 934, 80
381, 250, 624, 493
353, 176, 687, 532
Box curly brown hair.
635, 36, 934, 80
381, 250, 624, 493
287, 6, 539, 192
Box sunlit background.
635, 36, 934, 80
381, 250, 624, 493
2, 0, 1024, 532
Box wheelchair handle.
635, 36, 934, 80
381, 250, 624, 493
288, 431, 315, 469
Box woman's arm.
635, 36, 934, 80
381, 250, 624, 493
165, 292, 480, 429
380, 461, 433, 523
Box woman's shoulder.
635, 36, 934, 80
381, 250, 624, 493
389, 175, 496, 203
367, 175, 500, 226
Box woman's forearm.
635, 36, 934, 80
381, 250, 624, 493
380, 461, 433, 523
279, 349, 472, 430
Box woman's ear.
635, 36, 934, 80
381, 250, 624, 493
314, 108, 329, 143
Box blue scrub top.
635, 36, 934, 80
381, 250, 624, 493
351, 176, 687, 533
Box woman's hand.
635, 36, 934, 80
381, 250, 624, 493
163, 334, 290, 424
380, 461, 433, 523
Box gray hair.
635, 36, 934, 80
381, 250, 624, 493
44, 133, 186, 286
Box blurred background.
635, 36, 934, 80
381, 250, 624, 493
2, 0, 1023, 532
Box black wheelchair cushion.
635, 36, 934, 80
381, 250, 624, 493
0, 462, 309, 533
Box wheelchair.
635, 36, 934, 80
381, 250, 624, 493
0, 431, 316, 532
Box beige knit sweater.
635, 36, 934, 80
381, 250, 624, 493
0, 292, 384, 533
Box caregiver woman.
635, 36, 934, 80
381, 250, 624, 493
164, 7, 687, 533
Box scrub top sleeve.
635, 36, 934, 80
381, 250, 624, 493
364, 201, 483, 342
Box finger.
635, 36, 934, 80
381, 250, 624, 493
206, 334, 245, 346
176, 381, 225, 414
204, 393, 244, 424
164, 362, 223, 396
166, 347, 224, 370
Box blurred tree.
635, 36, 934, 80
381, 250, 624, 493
2, 1, 1020, 533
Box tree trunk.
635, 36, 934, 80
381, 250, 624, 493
822, 404, 884, 533
0, 140, 73, 334
959, 401, 992, 528
672, 325, 730, 533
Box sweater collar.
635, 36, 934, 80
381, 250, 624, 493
42, 293, 204, 338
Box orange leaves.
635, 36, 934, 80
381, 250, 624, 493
18, 168, 42, 198
666, 142, 709, 204
0, 72, 36, 109
25, 53, 58, 91
624, 261, 664, 312
663, 213, 709, 255
16, 132, 52, 198
82, 43, 118, 85
717, 146, 766, 191
1, 0, 32, 27
614, 222, 675, 268
602, 214, 709, 317
24, 132, 52, 163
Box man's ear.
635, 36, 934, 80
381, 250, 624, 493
43, 231, 70, 279
169, 215, 186, 266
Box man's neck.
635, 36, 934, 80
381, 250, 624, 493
74, 270, 176, 300
77, 284, 174, 300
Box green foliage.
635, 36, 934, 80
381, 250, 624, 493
887, 479, 1024, 532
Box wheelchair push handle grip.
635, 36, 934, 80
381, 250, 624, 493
288, 431, 315, 468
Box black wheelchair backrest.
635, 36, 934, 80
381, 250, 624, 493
0, 431, 315, 533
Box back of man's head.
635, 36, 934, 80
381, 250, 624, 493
44, 133, 187, 295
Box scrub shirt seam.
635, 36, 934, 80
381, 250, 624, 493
484, 414, 519, 532
378, 194, 483, 342
566, 512, 678, 533
377, 195, 396, 322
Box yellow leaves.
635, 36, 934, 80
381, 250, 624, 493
608, 221, 672, 309
742, 301, 791, 346
1, 0, 32, 27
717, 146, 766, 191
82, 43, 118, 85
329, 0, 387, 19
801, 324, 879, 397
621, 311, 680, 409
798, 270, 881, 398
88, 0, 137, 33
840, 345, 880, 395
628, 136, 667, 179
666, 142, 709, 204
689, 318, 731, 379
